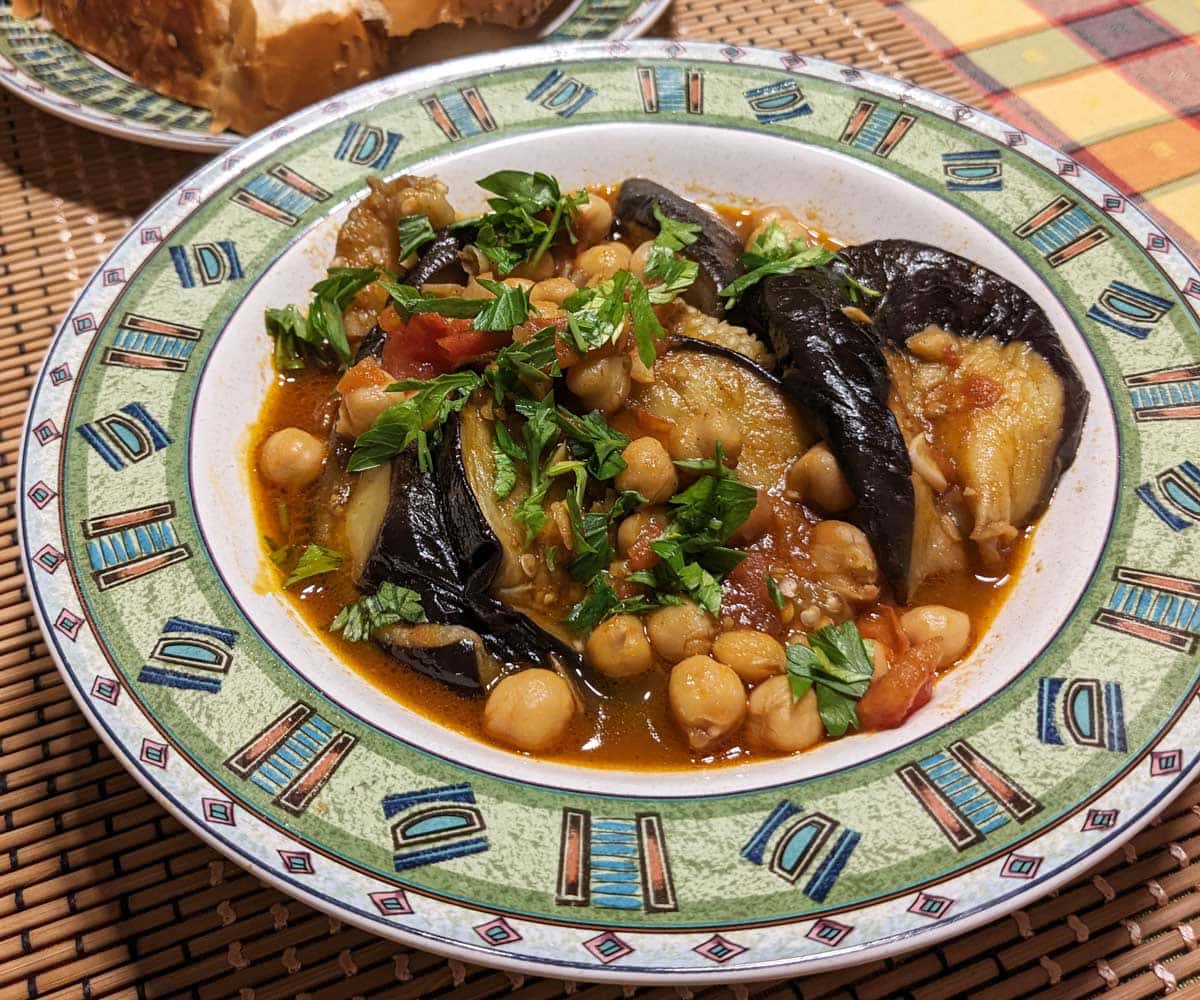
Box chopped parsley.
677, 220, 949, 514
379, 278, 532, 331
766, 574, 786, 609
397, 214, 437, 262
719, 222, 837, 305
556, 408, 629, 480
844, 270, 882, 305
283, 544, 344, 588
563, 490, 644, 584
652, 204, 701, 251
565, 572, 667, 634
465, 170, 587, 275
642, 244, 699, 304
483, 326, 560, 406
509, 393, 562, 541
331, 582, 426, 643
786, 622, 876, 738
562, 270, 668, 368
265, 265, 380, 370
348, 371, 482, 473
617, 446, 756, 616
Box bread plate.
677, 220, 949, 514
0, 0, 670, 151
18, 40, 1200, 982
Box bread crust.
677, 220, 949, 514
17, 0, 555, 134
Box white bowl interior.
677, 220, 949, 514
191, 122, 1118, 797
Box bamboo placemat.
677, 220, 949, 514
2, 2, 1198, 998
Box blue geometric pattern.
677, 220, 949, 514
250, 714, 336, 796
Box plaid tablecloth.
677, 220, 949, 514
884, 0, 1200, 260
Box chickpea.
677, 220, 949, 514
336, 384, 396, 439
809, 519, 881, 605
900, 605, 971, 668
530, 277, 578, 306
668, 410, 744, 466
260, 427, 324, 489
728, 488, 773, 546
576, 241, 632, 282
616, 507, 668, 558
646, 599, 716, 663
502, 277, 535, 290
629, 239, 656, 279
483, 669, 576, 752
869, 640, 891, 680
510, 253, 556, 282
575, 192, 614, 247
713, 629, 786, 684
566, 354, 631, 416
787, 443, 854, 511
615, 436, 678, 503
746, 676, 823, 752
669, 655, 748, 752
586, 614, 653, 679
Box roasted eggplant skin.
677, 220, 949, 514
355, 418, 589, 693
835, 240, 1089, 485
734, 269, 915, 596
614, 179, 744, 317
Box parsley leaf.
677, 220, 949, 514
307, 266, 380, 363
492, 436, 518, 499
472, 279, 533, 331
653, 204, 701, 251
379, 278, 531, 331
378, 278, 487, 320
843, 271, 882, 305
265, 304, 323, 372
626, 445, 756, 615
767, 574, 786, 609
563, 271, 631, 354
564, 490, 643, 584
283, 544, 344, 588
348, 371, 481, 473
719, 223, 837, 305
471, 170, 586, 275
643, 244, 699, 304
330, 581, 426, 643
397, 214, 436, 262
627, 281, 665, 369
483, 326, 560, 406
565, 572, 664, 634
556, 408, 629, 480
785, 621, 875, 737
510, 392, 561, 541
265, 265, 379, 370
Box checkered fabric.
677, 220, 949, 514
883, 0, 1200, 258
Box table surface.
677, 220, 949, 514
1, 1, 1198, 998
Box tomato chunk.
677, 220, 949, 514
379, 311, 516, 379
857, 639, 939, 730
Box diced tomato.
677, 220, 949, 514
379, 312, 516, 379
857, 639, 939, 730
720, 551, 785, 636
627, 520, 664, 572
436, 328, 511, 363
336, 357, 392, 394
857, 605, 909, 656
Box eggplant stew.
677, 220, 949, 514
251, 172, 1087, 766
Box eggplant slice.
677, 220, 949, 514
342, 418, 591, 695
732, 239, 1088, 600
614, 179, 744, 317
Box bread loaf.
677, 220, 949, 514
14, 0, 553, 134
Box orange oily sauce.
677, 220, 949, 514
251, 359, 1026, 772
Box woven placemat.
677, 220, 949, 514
2, 2, 1197, 998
